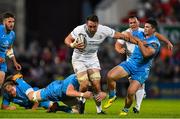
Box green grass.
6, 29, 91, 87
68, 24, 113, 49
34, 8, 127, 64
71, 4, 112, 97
0, 98, 180, 118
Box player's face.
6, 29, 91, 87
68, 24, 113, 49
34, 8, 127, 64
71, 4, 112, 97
86, 21, 98, 35
129, 18, 139, 31
5, 85, 16, 97
144, 23, 154, 36
4, 17, 15, 31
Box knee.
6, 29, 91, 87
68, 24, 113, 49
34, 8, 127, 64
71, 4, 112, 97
107, 71, 115, 81
127, 88, 136, 96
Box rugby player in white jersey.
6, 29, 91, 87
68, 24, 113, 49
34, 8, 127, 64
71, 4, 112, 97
64, 14, 126, 114
104, 16, 173, 113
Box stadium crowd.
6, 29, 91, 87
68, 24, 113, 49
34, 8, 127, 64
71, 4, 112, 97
121, 0, 180, 25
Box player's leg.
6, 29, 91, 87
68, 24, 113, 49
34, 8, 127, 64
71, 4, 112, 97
133, 83, 145, 113
72, 60, 90, 114
119, 80, 140, 116
88, 69, 106, 114
104, 65, 128, 109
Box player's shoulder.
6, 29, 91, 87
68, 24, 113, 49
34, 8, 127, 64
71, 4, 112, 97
98, 24, 111, 29
0, 24, 5, 33
74, 24, 85, 30
72, 24, 86, 34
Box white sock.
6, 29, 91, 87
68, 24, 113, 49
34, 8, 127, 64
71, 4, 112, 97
96, 103, 102, 113
135, 88, 145, 111
79, 97, 86, 103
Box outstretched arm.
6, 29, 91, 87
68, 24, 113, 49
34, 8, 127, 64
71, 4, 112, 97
66, 84, 93, 99
154, 32, 173, 50
113, 32, 138, 44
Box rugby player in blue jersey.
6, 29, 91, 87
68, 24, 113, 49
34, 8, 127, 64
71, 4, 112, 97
2, 73, 72, 113
105, 18, 161, 116
104, 16, 173, 113
31, 74, 106, 114
0, 12, 21, 86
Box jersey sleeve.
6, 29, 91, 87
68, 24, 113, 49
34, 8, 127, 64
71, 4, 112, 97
117, 39, 125, 44
2, 93, 11, 106
16, 78, 34, 96
102, 25, 115, 37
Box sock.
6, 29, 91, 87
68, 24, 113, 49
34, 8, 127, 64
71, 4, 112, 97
135, 88, 145, 111
79, 97, 86, 103
122, 108, 129, 113
109, 90, 116, 98
96, 103, 102, 113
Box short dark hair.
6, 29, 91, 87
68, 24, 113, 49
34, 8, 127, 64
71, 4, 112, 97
129, 15, 138, 19
146, 18, 158, 29
2, 12, 15, 21
86, 14, 99, 23
2, 79, 18, 90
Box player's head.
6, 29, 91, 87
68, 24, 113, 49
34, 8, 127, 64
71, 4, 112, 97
86, 14, 99, 35
144, 18, 158, 36
2, 12, 15, 31
2, 79, 18, 97
128, 16, 140, 31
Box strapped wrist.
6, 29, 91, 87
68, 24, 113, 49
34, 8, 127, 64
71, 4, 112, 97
70, 43, 75, 48
80, 93, 84, 97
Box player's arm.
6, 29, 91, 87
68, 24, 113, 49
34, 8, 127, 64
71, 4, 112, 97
31, 101, 39, 110
66, 84, 93, 99
154, 32, 173, 50
1, 104, 16, 110
1, 96, 16, 110
64, 34, 84, 49
7, 46, 22, 71
115, 41, 126, 54
113, 32, 138, 44
133, 36, 156, 58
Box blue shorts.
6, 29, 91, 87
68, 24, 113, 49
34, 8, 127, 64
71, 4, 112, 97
0, 62, 7, 72
118, 61, 150, 84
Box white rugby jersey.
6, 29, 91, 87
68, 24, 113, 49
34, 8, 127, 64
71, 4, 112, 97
71, 24, 115, 60
117, 27, 144, 59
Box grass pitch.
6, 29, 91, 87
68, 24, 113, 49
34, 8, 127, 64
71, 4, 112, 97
0, 98, 180, 118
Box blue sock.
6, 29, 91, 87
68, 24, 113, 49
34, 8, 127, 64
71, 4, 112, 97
122, 108, 129, 113
109, 90, 116, 98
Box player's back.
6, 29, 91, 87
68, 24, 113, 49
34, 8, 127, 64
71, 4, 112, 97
61, 74, 79, 94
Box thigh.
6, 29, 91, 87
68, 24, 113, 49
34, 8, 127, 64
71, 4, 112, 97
108, 65, 129, 81
72, 60, 87, 73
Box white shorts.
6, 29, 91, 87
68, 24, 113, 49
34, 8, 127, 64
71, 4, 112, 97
72, 57, 101, 73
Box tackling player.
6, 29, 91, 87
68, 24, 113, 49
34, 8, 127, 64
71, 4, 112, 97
104, 16, 173, 113
105, 18, 161, 116
29, 74, 106, 114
